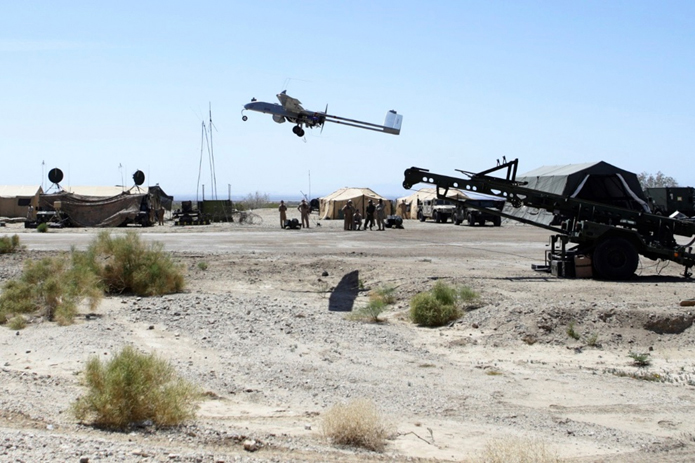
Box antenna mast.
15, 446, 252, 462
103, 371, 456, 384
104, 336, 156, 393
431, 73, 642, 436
208, 103, 218, 200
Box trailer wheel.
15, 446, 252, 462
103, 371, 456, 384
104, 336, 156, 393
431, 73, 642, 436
592, 237, 638, 280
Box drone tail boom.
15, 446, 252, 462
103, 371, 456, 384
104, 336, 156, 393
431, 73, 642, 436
322, 110, 403, 135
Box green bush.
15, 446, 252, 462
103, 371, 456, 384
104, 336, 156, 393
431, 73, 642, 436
350, 285, 397, 322
410, 292, 461, 327
566, 321, 580, 340
350, 298, 387, 323
409, 281, 477, 327
629, 351, 651, 367
371, 285, 396, 305
37, 223, 48, 233
8, 315, 26, 330
0, 234, 21, 253
85, 231, 184, 296
0, 256, 102, 326
0, 232, 183, 328
72, 345, 200, 429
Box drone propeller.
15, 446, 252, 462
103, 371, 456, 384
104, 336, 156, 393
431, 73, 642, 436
320, 104, 328, 134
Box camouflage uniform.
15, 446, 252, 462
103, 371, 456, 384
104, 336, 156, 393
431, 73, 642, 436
298, 200, 310, 228
376, 199, 386, 231
279, 201, 288, 228
342, 200, 355, 230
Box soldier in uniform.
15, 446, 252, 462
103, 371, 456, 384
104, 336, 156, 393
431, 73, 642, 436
397, 199, 408, 219
376, 198, 386, 231
279, 200, 288, 228
353, 209, 363, 230
365, 199, 376, 230
298, 199, 310, 228
341, 200, 355, 230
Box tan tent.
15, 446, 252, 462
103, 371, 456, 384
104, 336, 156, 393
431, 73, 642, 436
396, 187, 469, 219
319, 187, 392, 220
0, 185, 43, 219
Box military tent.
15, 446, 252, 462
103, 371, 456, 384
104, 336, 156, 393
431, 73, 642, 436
39, 190, 149, 227
319, 187, 392, 220
504, 161, 649, 224
64, 186, 133, 197
0, 185, 43, 219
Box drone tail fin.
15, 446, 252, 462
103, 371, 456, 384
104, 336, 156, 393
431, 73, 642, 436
383, 110, 403, 135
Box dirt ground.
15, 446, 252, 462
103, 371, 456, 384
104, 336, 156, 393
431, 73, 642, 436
2, 208, 695, 462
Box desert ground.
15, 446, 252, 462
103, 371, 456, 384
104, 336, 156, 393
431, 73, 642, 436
2, 207, 695, 462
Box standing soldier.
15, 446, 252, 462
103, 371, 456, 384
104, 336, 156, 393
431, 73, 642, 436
397, 199, 408, 219
365, 199, 376, 230
376, 198, 386, 231
158, 206, 165, 225
298, 199, 311, 228
341, 199, 355, 230
279, 200, 288, 228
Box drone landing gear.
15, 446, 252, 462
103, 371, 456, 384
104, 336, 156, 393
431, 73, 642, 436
292, 125, 305, 137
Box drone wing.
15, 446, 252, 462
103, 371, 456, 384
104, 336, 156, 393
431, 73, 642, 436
276, 90, 304, 113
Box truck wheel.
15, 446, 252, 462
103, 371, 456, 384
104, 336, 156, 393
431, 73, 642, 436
467, 213, 475, 226
592, 237, 638, 280
418, 211, 425, 222
493, 216, 502, 227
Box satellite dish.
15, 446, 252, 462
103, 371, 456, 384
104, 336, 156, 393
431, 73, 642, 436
132, 170, 145, 186
48, 168, 64, 184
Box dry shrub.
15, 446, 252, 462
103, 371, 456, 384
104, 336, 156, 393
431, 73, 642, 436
350, 285, 397, 322
72, 345, 200, 429
321, 399, 387, 451
476, 436, 564, 463
0, 234, 21, 254
86, 231, 184, 296
0, 255, 102, 326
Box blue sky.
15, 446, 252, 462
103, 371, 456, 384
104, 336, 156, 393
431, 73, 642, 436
2, 1, 693, 200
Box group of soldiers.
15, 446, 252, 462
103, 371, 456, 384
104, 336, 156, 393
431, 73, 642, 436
341, 198, 387, 231
278, 199, 311, 229
278, 197, 410, 231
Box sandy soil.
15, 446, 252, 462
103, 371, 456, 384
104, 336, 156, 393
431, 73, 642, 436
2, 208, 695, 462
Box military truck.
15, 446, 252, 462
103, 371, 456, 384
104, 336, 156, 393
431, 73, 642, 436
417, 198, 456, 223
645, 187, 695, 217
453, 197, 505, 226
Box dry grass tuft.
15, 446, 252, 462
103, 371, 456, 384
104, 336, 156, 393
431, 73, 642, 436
72, 345, 200, 429
321, 399, 387, 451
475, 436, 564, 463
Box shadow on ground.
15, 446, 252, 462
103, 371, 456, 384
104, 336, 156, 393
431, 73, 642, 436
328, 270, 359, 312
